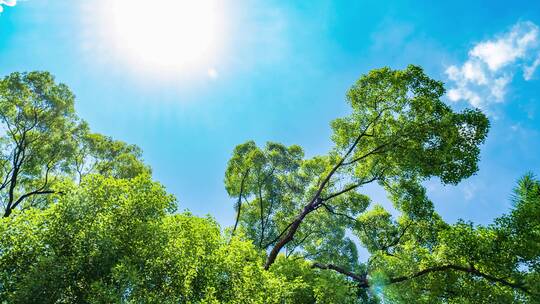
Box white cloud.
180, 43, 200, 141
445, 21, 540, 109
524, 56, 540, 80
0, 0, 16, 13
463, 183, 477, 201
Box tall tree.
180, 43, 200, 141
225, 65, 490, 270
74, 130, 151, 181
0, 71, 149, 217
314, 174, 539, 303
225, 141, 305, 247
0, 72, 81, 217
0, 175, 359, 303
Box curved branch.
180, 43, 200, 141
314, 262, 531, 295
232, 169, 249, 236
8, 164, 55, 214
264, 109, 388, 269
389, 264, 530, 294
319, 202, 358, 223
312, 262, 369, 287
380, 223, 411, 253
321, 174, 381, 202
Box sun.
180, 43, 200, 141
100, 0, 223, 74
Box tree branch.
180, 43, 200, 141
314, 262, 531, 295
257, 177, 266, 248
319, 202, 358, 223
264, 109, 388, 269
380, 223, 411, 253
388, 264, 530, 294
4, 138, 26, 217
232, 169, 250, 236
321, 174, 381, 202
312, 262, 369, 287
6, 160, 56, 216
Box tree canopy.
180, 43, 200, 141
362, 173, 540, 303
0, 66, 538, 303
0, 175, 362, 303
225, 65, 490, 271
0, 71, 149, 218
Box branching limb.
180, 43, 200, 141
313, 262, 531, 295
9, 161, 55, 212
388, 264, 530, 294
264, 111, 387, 268
232, 169, 250, 236
312, 262, 369, 288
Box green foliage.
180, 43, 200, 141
2, 66, 537, 303
0, 176, 251, 302
331, 65, 489, 185
226, 65, 489, 274
225, 140, 305, 247
270, 257, 364, 303
0, 71, 149, 217
0, 175, 172, 302
225, 141, 364, 270
75, 131, 151, 180
361, 175, 540, 303
221, 65, 540, 303
0, 71, 81, 216
0, 175, 365, 303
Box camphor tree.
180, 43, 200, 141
0, 67, 537, 303
224, 65, 508, 297
0, 71, 365, 303
0, 171, 375, 303
226, 65, 490, 267
0, 71, 149, 218
0, 175, 288, 303
357, 173, 540, 303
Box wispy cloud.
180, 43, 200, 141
445, 21, 540, 109
462, 182, 478, 201
0, 0, 16, 13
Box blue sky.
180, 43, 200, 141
1, 0, 539, 229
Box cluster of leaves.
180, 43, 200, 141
225, 65, 490, 271
0, 71, 150, 217
225, 141, 363, 270
0, 66, 538, 303
223, 65, 538, 302
0, 175, 363, 303
362, 174, 540, 303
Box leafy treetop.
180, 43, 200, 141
0, 71, 149, 217
225, 65, 490, 271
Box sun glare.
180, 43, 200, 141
101, 0, 223, 74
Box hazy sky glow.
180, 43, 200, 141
1, 1, 539, 238
80, 0, 226, 80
